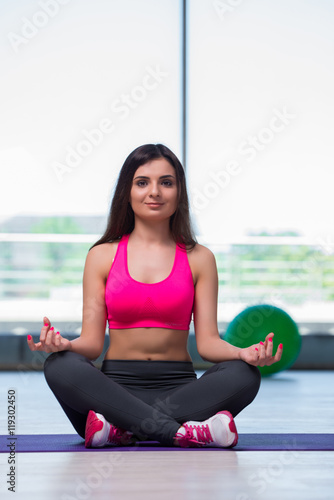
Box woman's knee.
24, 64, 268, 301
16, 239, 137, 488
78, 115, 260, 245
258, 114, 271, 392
223, 360, 261, 409
232, 360, 261, 389
44, 351, 88, 383
243, 361, 261, 397
212, 359, 261, 396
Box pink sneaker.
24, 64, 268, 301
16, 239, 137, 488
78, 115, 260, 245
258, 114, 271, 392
85, 410, 134, 448
174, 411, 238, 448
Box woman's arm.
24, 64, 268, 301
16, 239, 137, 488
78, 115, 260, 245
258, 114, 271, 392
68, 245, 108, 359
28, 245, 109, 361
192, 245, 282, 366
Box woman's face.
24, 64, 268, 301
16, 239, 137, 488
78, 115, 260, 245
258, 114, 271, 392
129, 158, 178, 222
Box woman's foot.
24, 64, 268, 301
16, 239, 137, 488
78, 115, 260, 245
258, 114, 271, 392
85, 410, 134, 448
174, 411, 238, 448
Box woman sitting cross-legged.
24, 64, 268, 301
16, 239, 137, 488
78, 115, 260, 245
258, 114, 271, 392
27, 144, 282, 448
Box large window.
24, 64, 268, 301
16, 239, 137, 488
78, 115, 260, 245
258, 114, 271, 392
187, 0, 334, 325
0, 0, 182, 327
0, 0, 333, 336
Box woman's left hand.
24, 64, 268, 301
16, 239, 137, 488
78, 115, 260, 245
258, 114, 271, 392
239, 332, 283, 367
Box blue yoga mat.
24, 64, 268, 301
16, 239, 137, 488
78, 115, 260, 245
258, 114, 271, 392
1, 434, 334, 452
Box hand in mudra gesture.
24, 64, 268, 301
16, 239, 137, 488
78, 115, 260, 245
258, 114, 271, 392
239, 332, 283, 367
27, 317, 71, 353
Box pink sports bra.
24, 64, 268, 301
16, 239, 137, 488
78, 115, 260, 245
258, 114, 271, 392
105, 233, 195, 330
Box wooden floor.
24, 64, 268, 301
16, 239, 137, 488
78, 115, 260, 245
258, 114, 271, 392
0, 369, 334, 499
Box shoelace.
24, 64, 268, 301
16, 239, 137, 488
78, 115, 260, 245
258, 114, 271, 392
176, 423, 213, 447
108, 425, 133, 445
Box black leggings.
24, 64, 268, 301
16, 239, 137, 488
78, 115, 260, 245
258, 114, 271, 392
44, 351, 261, 446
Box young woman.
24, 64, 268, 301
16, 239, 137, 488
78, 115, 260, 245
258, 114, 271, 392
27, 144, 282, 448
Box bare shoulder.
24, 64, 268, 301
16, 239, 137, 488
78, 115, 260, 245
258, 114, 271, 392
85, 241, 120, 280
186, 243, 217, 285
187, 242, 216, 261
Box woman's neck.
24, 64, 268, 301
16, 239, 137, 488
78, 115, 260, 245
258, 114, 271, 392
130, 219, 173, 245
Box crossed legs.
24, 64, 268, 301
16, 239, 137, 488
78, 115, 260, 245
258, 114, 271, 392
44, 351, 261, 446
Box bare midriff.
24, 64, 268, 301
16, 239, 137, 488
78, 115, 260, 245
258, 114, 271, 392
104, 327, 192, 362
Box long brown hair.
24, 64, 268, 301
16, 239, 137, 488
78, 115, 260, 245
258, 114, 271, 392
91, 144, 197, 250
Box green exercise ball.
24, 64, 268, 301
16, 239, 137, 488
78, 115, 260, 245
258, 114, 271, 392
224, 304, 302, 376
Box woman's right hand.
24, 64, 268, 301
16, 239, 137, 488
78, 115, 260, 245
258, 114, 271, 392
27, 316, 72, 353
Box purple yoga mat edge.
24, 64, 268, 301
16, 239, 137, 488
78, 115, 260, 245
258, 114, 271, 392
1, 433, 334, 453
